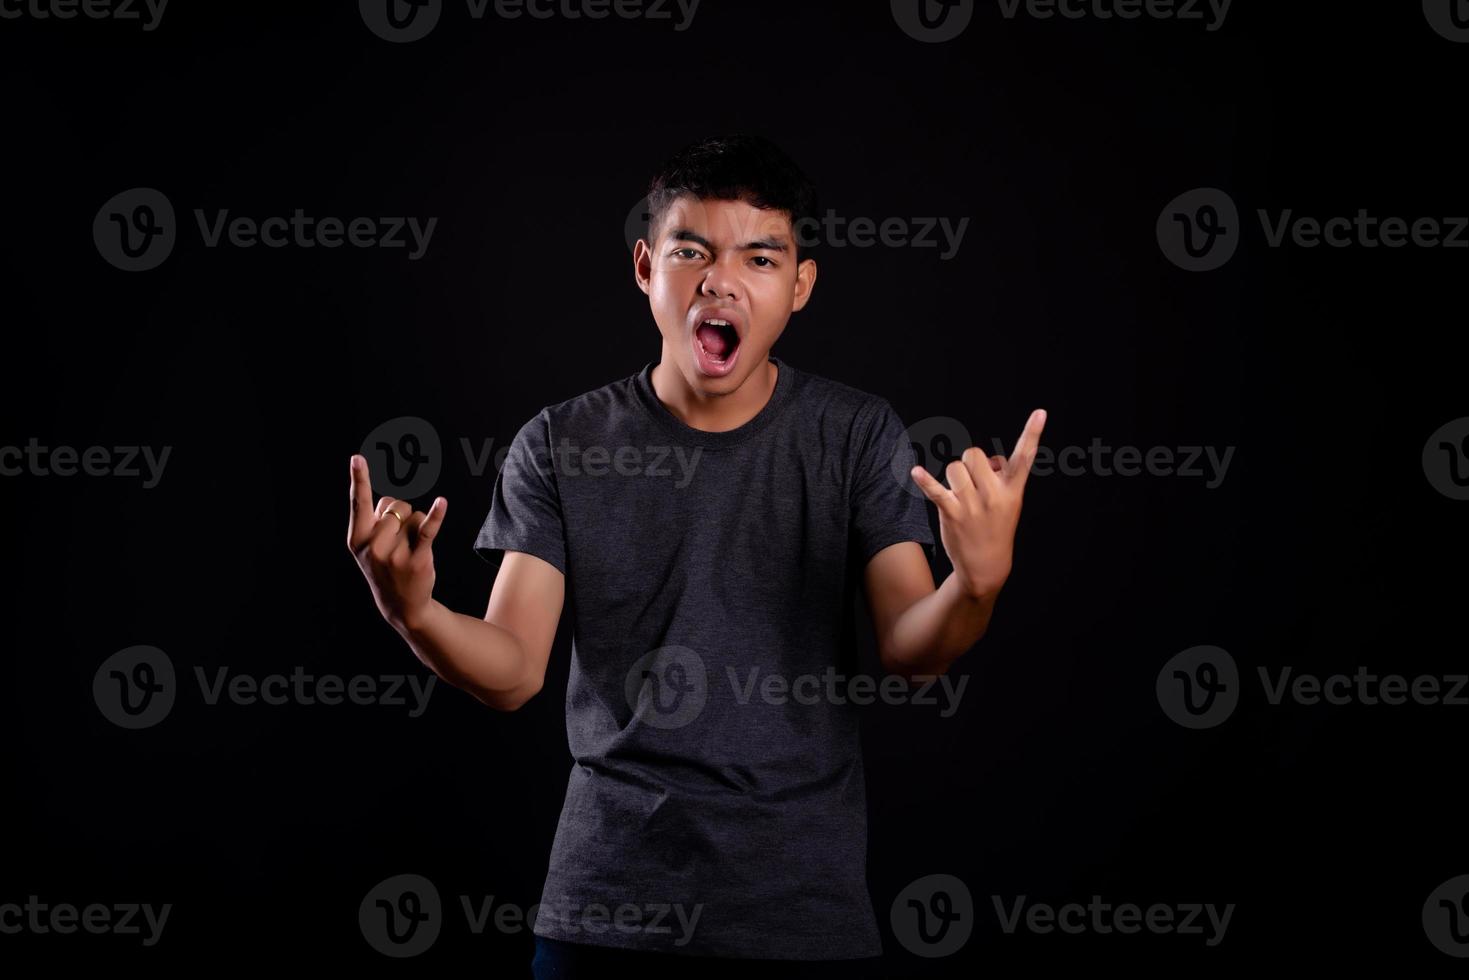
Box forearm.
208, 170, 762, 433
394, 599, 537, 711
883, 572, 998, 677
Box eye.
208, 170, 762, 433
672, 247, 704, 260
751, 256, 775, 268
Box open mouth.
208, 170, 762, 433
692, 315, 742, 376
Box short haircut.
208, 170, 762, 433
644, 133, 820, 262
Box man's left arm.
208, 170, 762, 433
866, 409, 1047, 678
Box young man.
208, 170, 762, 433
346, 134, 1045, 978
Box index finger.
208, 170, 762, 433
1005, 409, 1047, 487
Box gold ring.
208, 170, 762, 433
383, 507, 405, 524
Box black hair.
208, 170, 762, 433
643, 133, 820, 261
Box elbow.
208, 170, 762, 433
878, 641, 910, 680
507, 677, 545, 712
878, 650, 915, 681
475, 674, 544, 713
880, 645, 952, 681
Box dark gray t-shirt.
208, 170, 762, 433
474, 355, 935, 959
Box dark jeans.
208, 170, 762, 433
530, 935, 884, 979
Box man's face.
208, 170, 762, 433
635, 194, 816, 395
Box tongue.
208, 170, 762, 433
696, 323, 733, 358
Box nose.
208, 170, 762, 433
699, 258, 741, 301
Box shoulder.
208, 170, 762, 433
784, 361, 899, 433
512, 368, 645, 438
779, 364, 915, 486
544, 370, 636, 417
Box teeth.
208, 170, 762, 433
703, 318, 732, 327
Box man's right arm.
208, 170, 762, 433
397, 552, 564, 712
347, 454, 564, 713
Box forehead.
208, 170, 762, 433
662, 195, 792, 243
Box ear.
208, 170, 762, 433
632, 238, 652, 296
790, 256, 818, 312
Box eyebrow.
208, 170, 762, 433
669, 229, 789, 253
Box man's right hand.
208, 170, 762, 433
347, 454, 446, 633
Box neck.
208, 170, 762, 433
651, 351, 778, 433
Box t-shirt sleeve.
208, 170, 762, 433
849, 397, 936, 566
473, 408, 568, 576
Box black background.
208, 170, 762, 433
2, 0, 1465, 972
